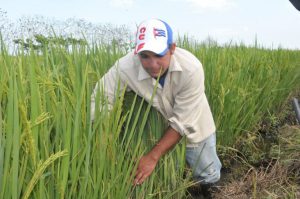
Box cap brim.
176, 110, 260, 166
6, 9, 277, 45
136, 41, 169, 56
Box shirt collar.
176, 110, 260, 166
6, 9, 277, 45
169, 55, 183, 72
137, 54, 183, 81
138, 65, 151, 81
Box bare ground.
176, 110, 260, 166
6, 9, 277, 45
212, 95, 300, 199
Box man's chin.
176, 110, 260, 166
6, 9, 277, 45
150, 73, 160, 78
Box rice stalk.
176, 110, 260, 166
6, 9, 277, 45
22, 150, 68, 199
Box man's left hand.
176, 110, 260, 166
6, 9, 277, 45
133, 127, 182, 186
133, 154, 158, 185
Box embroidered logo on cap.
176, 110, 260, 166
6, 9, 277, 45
138, 27, 146, 40
136, 43, 145, 52
153, 28, 166, 38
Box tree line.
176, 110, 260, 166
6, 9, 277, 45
0, 8, 133, 52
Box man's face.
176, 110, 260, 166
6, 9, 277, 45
138, 44, 176, 78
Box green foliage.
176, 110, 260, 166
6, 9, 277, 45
0, 11, 132, 51
0, 41, 189, 199
0, 37, 299, 198
177, 39, 300, 146
13, 34, 87, 51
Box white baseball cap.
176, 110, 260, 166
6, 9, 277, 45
135, 19, 173, 56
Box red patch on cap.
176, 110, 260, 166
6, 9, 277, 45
135, 43, 145, 53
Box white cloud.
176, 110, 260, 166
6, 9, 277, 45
109, 0, 134, 8
186, 0, 236, 10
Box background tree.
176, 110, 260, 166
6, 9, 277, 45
0, 8, 133, 52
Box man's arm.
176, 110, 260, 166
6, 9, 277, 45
133, 127, 182, 185
91, 64, 127, 120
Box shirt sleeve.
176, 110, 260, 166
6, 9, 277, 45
168, 67, 206, 136
90, 64, 126, 121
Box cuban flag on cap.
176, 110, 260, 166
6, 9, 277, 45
153, 28, 166, 38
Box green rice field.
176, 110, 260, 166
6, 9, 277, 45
0, 38, 300, 198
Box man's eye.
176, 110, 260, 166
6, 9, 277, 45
155, 54, 164, 58
139, 53, 148, 59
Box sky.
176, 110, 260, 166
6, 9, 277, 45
1, 0, 300, 49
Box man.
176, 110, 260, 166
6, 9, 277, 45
91, 18, 222, 196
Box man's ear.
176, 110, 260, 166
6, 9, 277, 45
170, 43, 176, 55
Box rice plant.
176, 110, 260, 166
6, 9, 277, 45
177, 37, 300, 145
0, 36, 299, 198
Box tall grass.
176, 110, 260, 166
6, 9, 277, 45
0, 37, 299, 198
178, 37, 300, 145
0, 41, 189, 199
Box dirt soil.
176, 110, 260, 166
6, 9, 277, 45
212, 95, 300, 199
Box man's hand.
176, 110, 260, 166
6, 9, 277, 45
133, 154, 159, 185
132, 127, 182, 186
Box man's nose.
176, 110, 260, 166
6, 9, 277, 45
149, 57, 159, 67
